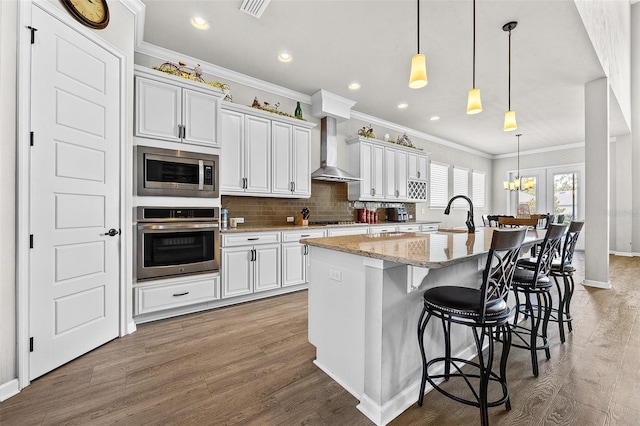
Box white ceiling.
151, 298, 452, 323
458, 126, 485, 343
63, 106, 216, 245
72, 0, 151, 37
139, 0, 626, 156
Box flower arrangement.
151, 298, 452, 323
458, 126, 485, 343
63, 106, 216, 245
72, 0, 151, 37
358, 124, 375, 139
395, 133, 415, 148
153, 61, 232, 101
250, 97, 304, 120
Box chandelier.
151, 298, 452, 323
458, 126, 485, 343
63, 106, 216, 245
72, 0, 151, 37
504, 133, 533, 191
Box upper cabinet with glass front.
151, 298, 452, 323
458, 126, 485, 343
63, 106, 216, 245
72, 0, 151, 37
134, 65, 224, 148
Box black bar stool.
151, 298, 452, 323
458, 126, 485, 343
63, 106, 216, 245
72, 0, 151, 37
551, 221, 584, 340
508, 223, 567, 376
417, 228, 527, 426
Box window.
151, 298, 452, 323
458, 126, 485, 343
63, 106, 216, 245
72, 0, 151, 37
452, 166, 469, 208
429, 161, 449, 208
472, 171, 486, 208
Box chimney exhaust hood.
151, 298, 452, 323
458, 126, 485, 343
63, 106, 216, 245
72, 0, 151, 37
310, 90, 361, 182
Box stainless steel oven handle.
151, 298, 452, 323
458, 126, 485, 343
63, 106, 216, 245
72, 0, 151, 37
138, 222, 218, 231
198, 159, 204, 190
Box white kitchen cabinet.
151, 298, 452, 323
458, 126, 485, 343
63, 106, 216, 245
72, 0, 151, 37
281, 229, 325, 287
220, 110, 271, 194
134, 273, 220, 316
272, 123, 311, 197
220, 103, 315, 197
221, 232, 281, 298
368, 224, 397, 234
384, 148, 408, 200
420, 223, 440, 233
408, 152, 428, 181
348, 137, 424, 202
134, 67, 222, 147
396, 224, 422, 232
326, 226, 369, 237
348, 139, 384, 201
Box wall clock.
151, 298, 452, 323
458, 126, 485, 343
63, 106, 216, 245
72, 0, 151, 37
61, 0, 110, 30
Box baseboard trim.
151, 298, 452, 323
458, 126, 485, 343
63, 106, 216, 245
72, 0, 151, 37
610, 251, 635, 257
0, 379, 20, 401
582, 279, 612, 289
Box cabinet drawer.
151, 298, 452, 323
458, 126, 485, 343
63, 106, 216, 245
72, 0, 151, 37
368, 226, 397, 234
396, 225, 421, 232
421, 224, 439, 233
282, 229, 325, 242
221, 232, 281, 247
326, 227, 369, 237
135, 275, 220, 315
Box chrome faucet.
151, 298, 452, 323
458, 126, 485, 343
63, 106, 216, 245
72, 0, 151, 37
444, 195, 475, 234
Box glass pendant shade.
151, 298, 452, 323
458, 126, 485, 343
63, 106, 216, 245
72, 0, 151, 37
504, 110, 517, 131
409, 54, 428, 88
466, 88, 482, 114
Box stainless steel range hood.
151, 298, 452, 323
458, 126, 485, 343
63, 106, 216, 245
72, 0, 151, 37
310, 90, 361, 182
311, 117, 361, 182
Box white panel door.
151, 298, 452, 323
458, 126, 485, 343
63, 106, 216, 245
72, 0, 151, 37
29, 6, 120, 380
183, 89, 219, 147
245, 115, 271, 193
271, 121, 293, 195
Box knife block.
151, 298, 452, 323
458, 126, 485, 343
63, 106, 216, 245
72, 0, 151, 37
294, 213, 308, 226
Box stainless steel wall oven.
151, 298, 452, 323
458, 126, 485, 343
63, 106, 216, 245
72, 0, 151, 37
136, 207, 220, 280
136, 146, 219, 198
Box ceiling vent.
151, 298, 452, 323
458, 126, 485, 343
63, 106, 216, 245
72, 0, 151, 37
240, 0, 271, 18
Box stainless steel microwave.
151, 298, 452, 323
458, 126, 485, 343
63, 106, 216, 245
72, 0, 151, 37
136, 146, 219, 198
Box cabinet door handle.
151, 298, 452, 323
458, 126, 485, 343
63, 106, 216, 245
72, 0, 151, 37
417, 171, 421, 179
252, 248, 256, 262
173, 292, 189, 297
181, 125, 186, 139
304, 245, 309, 255
242, 177, 248, 189
300, 234, 310, 238
247, 237, 259, 241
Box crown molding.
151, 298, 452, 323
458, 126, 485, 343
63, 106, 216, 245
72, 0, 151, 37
494, 142, 586, 159
120, 0, 145, 45
350, 111, 493, 159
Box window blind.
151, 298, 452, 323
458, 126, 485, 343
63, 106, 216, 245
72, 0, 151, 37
429, 161, 449, 208
472, 170, 486, 208
452, 167, 469, 208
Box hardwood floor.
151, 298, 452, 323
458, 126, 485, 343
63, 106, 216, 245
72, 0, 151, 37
1, 253, 639, 425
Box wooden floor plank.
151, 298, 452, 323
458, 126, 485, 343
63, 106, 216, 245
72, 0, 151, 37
2, 254, 640, 425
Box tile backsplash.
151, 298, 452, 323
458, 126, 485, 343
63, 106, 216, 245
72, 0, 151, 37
222, 181, 415, 225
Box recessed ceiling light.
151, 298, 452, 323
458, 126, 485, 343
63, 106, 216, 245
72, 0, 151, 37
190, 16, 210, 30
348, 82, 361, 90
278, 53, 292, 62
397, 103, 409, 109
430, 115, 441, 121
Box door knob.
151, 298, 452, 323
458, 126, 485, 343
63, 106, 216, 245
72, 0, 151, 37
104, 228, 121, 237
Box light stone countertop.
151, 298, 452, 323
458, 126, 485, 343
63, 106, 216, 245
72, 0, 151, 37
301, 228, 546, 268
220, 221, 440, 233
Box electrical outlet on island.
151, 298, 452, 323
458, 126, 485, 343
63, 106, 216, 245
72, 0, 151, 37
287, 216, 294, 222
235, 217, 244, 224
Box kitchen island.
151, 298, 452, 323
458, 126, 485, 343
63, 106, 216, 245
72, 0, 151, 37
301, 228, 545, 426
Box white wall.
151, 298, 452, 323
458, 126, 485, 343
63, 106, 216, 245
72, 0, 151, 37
631, 3, 640, 254
0, 0, 18, 392
574, 0, 631, 129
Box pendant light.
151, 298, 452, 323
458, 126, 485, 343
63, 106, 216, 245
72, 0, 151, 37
503, 21, 518, 131
466, 0, 482, 114
409, 0, 428, 89
503, 133, 533, 191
